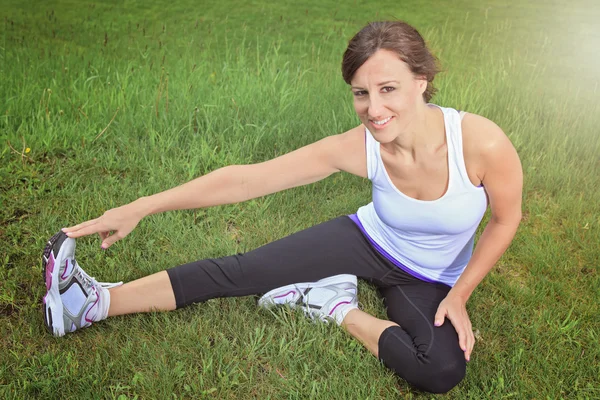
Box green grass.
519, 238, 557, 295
1, 0, 599, 398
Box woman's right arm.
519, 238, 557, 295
63, 125, 367, 248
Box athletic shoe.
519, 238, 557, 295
42, 231, 122, 337
258, 274, 358, 325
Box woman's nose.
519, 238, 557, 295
368, 95, 385, 119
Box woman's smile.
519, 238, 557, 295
369, 116, 394, 129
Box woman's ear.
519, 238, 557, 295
415, 75, 428, 95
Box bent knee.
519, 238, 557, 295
381, 350, 466, 393
378, 325, 466, 393
411, 360, 466, 394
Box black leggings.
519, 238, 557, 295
166, 216, 466, 393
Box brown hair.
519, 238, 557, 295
341, 21, 441, 102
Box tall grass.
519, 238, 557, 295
1, 0, 599, 398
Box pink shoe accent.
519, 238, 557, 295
61, 259, 72, 280
273, 290, 296, 299
328, 301, 351, 316
45, 256, 55, 290
84, 287, 100, 323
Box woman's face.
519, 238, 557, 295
350, 49, 427, 143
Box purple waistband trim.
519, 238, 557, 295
347, 214, 437, 284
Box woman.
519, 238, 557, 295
42, 21, 522, 393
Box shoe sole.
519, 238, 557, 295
42, 231, 68, 337
258, 274, 357, 307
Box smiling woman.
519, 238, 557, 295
42, 20, 522, 394
343, 20, 440, 103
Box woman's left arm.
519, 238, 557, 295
434, 116, 523, 361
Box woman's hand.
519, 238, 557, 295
62, 203, 145, 249
434, 292, 474, 361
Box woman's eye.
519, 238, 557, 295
382, 86, 395, 93
353, 91, 367, 97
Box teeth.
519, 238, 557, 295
372, 117, 392, 125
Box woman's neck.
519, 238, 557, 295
383, 104, 446, 161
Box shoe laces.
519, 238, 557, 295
73, 260, 123, 290
295, 286, 332, 323
299, 284, 357, 323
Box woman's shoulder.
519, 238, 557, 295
322, 124, 369, 179
461, 112, 515, 156
460, 112, 519, 180
461, 112, 506, 147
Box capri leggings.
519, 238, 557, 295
166, 216, 466, 393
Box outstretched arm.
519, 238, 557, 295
63, 126, 367, 248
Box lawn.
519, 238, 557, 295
1, 0, 599, 398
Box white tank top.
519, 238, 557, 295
353, 104, 488, 286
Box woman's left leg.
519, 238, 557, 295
107, 271, 175, 316
373, 279, 466, 393
341, 278, 465, 394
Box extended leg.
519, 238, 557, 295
107, 271, 175, 316
43, 217, 399, 335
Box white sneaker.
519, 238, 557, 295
42, 231, 122, 337
258, 274, 358, 325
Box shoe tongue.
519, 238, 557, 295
61, 283, 89, 316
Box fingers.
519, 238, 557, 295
434, 307, 446, 327
466, 323, 475, 361
64, 222, 121, 249
444, 311, 473, 361
64, 222, 107, 238
101, 232, 122, 249
435, 296, 475, 361
63, 219, 99, 233
453, 317, 473, 361
461, 332, 469, 359
460, 314, 474, 361
61, 207, 136, 247
463, 330, 474, 361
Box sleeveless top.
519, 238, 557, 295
349, 104, 488, 287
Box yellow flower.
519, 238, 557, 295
25, 148, 31, 153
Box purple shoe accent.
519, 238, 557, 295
273, 290, 296, 299
60, 259, 73, 279
84, 287, 99, 323
347, 214, 437, 284
329, 301, 351, 316
61, 259, 70, 280
45, 255, 55, 290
